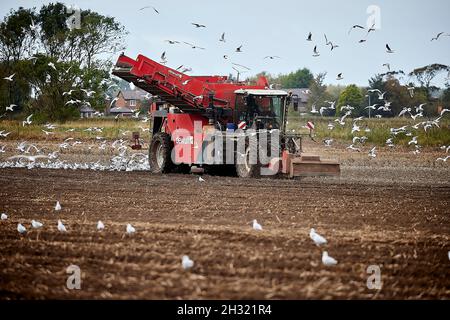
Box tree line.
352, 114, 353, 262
0, 3, 127, 122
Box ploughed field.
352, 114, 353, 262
0, 143, 449, 299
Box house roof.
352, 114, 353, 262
284, 88, 311, 103
79, 105, 95, 113
119, 88, 149, 100
110, 106, 133, 113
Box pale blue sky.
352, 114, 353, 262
2, 0, 450, 87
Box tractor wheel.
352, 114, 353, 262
235, 141, 261, 178
149, 132, 174, 174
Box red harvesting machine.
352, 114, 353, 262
112, 53, 340, 178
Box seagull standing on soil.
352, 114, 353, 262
31, 220, 43, 229
126, 223, 136, 234
55, 201, 62, 211
97, 220, 105, 231
182, 255, 194, 270
17, 223, 27, 234
322, 251, 338, 266
1, 213, 7, 220
310, 228, 327, 246
252, 219, 263, 231
198, 176, 205, 182
57, 220, 67, 232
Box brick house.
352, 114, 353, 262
108, 88, 150, 114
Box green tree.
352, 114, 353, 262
278, 68, 313, 88
337, 84, 364, 115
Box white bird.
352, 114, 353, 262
48, 62, 57, 70
57, 220, 67, 232
1, 213, 7, 220
55, 201, 62, 211
8, 155, 48, 162
437, 156, 450, 162
408, 136, 418, 146
310, 228, 327, 246
22, 114, 33, 126
198, 176, 205, 182
322, 251, 338, 266
386, 44, 394, 53
219, 32, 226, 42
42, 129, 54, 135
17, 223, 27, 234
139, 6, 159, 14
97, 220, 105, 231
81, 89, 96, 97
312, 46, 320, 57
368, 147, 377, 159
336, 73, 344, 80
440, 109, 450, 116
182, 255, 194, 270
3, 73, 15, 81
252, 219, 263, 231
126, 223, 136, 234
347, 144, 361, 152
109, 97, 119, 107
31, 220, 43, 229
29, 18, 37, 31
323, 139, 333, 147
6, 104, 17, 112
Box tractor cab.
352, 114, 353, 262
234, 89, 288, 131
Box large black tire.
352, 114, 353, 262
149, 132, 174, 174
235, 137, 261, 178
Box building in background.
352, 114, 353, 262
106, 88, 151, 116
284, 88, 311, 112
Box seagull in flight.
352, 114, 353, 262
336, 73, 344, 80
3, 73, 15, 81
160, 51, 167, 63
183, 42, 205, 50
312, 46, 320, 57
8, 154, 48, 162
349, 25, 365, 34
48, 62, 57, 70
165, 40, 179, 45
431, 32, 446, 41
219, 32, 226, 42
6, 104, 17, 112
22, 114, 33, 126
264, 56, 281, 60
191, 23, 206, 28
437, 156, 450, 162
235, 45, 243, 52
139, 5, 159, 14
386, 44, 394, 53
383, 63, 391, 71
306, 32, 312, 41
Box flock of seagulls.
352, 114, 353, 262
1, 204, 339, 269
